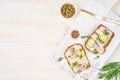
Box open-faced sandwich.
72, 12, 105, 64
64, 43, 90, 74
85, 24, 115, 54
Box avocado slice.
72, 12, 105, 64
99, 34, 108, 44
76, 48, 85, 57
86, 39, 95, 48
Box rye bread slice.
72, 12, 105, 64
85, 24, 115, 54
64, 43, 90, 74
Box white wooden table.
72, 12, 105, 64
0, 0, 120, 80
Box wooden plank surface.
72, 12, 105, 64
0, 0, 119, 80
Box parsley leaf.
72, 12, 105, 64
98, 38, 104, 44
104, 31, 109, 35
72, 62, 77, 68
79, 54, 84, 59
81, 36, 89, 38
93, 49, 99, 54
81, 36, 91, 39
94, 55, 100, 59
71, 47, 75, 53
57, 57, 63, 62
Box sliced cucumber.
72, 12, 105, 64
99, 34, 108, 44
86, 39, 95, 48
104, 31, 109, 35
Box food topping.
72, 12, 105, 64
57, 57, 64, 62
61, 3, 75, 18
64, 44, 90, 74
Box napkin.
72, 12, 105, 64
111, 0, 120, 19
82, 0, 118, 16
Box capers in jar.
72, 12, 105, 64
61, 3, 75, 18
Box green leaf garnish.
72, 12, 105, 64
98, 62, 120, 80
57, 57, 63, 62
71, 47, 75, 53
86, 64, 90, 68
98, 38, 105, 44
93, 49, 99, 54
94, 55, 100, 59
79, 54, 84, 59
104, 31, 109, 35
81, 36, 91, 39
71, 62, 77, 68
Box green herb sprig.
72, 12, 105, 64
81, 36, 91, 39
94, 55, 100, 59
79, 54, 84, 59
104, 31, 109, 35
71, 47, 75, 53
98, 62, 120, 80
57, 57, 63, 62
71, 62, 77, 68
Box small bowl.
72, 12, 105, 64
59, 1, 80, 19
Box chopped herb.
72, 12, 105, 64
98, 62, 120, 80
81, 36, 88, 38
57, 57, 63, 62
71, 47, 75, 53
79, 54, 84, 59
104, 31, 109, 35
94, 55, 100, 59
72, 62, 77, 68
98, 38, 104, 44
94, 51, 99, 54
93, 49, 99, 54
81, 36, 91, 39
